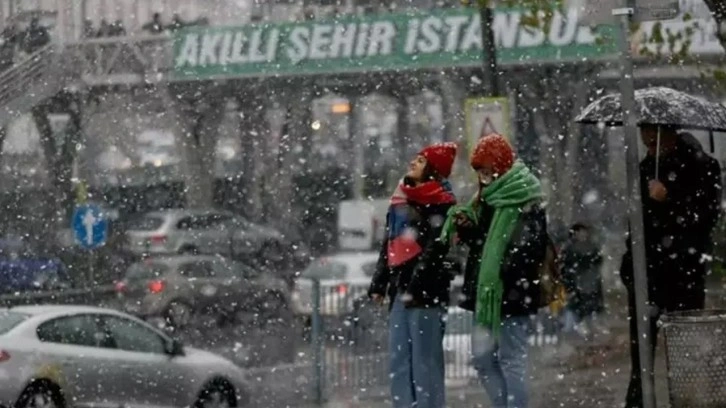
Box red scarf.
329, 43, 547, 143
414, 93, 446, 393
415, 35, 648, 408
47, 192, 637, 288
390, 180, 456, 206
387, 180, 455, 266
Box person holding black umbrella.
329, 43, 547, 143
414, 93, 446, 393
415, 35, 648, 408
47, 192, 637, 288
620, 124, 722, 408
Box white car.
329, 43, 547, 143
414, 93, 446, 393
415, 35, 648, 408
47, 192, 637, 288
292, 252, 465, 319
292, 252, 379, 317
0, 305, 250, 408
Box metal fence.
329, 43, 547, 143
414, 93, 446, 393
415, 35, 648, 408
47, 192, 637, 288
306, 282, 460, 400
305, 280, 572, 402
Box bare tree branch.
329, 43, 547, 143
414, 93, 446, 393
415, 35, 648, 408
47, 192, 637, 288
702, 0, 726, 47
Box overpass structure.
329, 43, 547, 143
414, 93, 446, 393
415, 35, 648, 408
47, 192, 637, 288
0, 4, 719, 225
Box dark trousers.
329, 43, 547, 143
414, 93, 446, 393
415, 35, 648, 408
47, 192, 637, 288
624, 288, 705, 408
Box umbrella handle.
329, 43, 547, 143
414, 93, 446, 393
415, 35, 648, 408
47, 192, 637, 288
709, 130, 715, 154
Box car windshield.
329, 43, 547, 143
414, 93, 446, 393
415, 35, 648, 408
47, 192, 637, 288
126, 262, 169, 281
0, 310, 29, 334
301, 260, 347, 280
127, 216, 164, 231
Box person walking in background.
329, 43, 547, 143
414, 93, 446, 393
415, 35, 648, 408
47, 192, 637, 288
621, 124, 721, 408
560, 223, 604, 339
110, 20, 126, 37
143, 13, 164, 34
678, 132, 722, 250
96, 20, 112, 37
368, 142, 458, 408
168, 14, 186, 32
440, 134, 547, 408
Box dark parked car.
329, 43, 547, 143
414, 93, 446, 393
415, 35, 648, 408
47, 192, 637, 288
124, 209, 307, 270
114, 255, 297, 365
115, 255, 290, 326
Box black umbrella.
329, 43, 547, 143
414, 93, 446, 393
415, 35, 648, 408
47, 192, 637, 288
575, 87, 726, 132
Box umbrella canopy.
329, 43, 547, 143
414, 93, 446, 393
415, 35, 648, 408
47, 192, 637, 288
575, 87, 726, 132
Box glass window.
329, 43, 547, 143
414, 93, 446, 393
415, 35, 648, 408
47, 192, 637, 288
301, 260, 347, 280
104, 316, 167, 354
177, 217, 194, 230
208, 213, 233, 228
188, 216, 212, 230
127, 216, 164, 231
0, 311, 28, 334
228, 261, 257, 279
126, 262, 169, 281
37, 315, 108, 347
179, 261, 214, 278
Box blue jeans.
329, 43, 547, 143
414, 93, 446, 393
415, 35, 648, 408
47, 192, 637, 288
389, 297, 446, 408
471, 315, 531, 408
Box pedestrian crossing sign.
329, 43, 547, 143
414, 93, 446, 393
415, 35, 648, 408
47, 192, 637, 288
464, 97, 513, 155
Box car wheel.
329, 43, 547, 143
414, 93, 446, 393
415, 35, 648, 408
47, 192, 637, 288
195, 380, 237, 408
16, 382, 64, 408
165, 301, 194, 329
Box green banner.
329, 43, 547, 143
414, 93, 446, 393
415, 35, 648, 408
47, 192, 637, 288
173, 8, 616, 79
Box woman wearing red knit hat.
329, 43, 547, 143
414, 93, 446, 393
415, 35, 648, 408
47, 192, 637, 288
368, 142, 457, 408
440, 134, 548, 408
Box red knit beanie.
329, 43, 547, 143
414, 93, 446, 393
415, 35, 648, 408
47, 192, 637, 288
418, 142, 457, 178
470, 133, 515, 175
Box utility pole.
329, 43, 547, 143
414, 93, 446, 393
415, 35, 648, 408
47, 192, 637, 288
461, 0, 500, 96
478, 2, 500, 97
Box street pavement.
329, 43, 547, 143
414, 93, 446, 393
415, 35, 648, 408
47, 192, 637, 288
294, 330, 672, 408
227, 286, 725, 407
290, 284, 726, 408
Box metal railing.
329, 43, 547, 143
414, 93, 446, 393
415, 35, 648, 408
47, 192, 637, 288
65, 35, 173, 85
305, 280, 574, 402
0, 44, 57, 106
306, 281, 478, 402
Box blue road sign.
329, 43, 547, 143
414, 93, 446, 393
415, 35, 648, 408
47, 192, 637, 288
72, 204, 108, 249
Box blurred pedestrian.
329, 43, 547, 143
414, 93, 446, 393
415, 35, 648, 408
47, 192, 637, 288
621, 124, 722, 408
96, 19, 112, 37
168, 14, 186, 32
560, 222, 603, 338
368, 142, 458, 408
143, 13, 164, 34
440, 133, 547, 408
678, 132, 722, 250
110, 20, 126, 36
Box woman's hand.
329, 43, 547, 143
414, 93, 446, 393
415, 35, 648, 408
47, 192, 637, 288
455, 212, 473, 229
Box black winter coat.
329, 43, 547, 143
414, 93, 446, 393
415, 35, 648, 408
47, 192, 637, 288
621, 139, 722, 311
561, 240, 604, 317
368, 201, 454, 308
458, 201, 548, 317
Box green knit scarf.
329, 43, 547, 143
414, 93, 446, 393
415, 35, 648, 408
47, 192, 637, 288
441, 160, 543, 334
